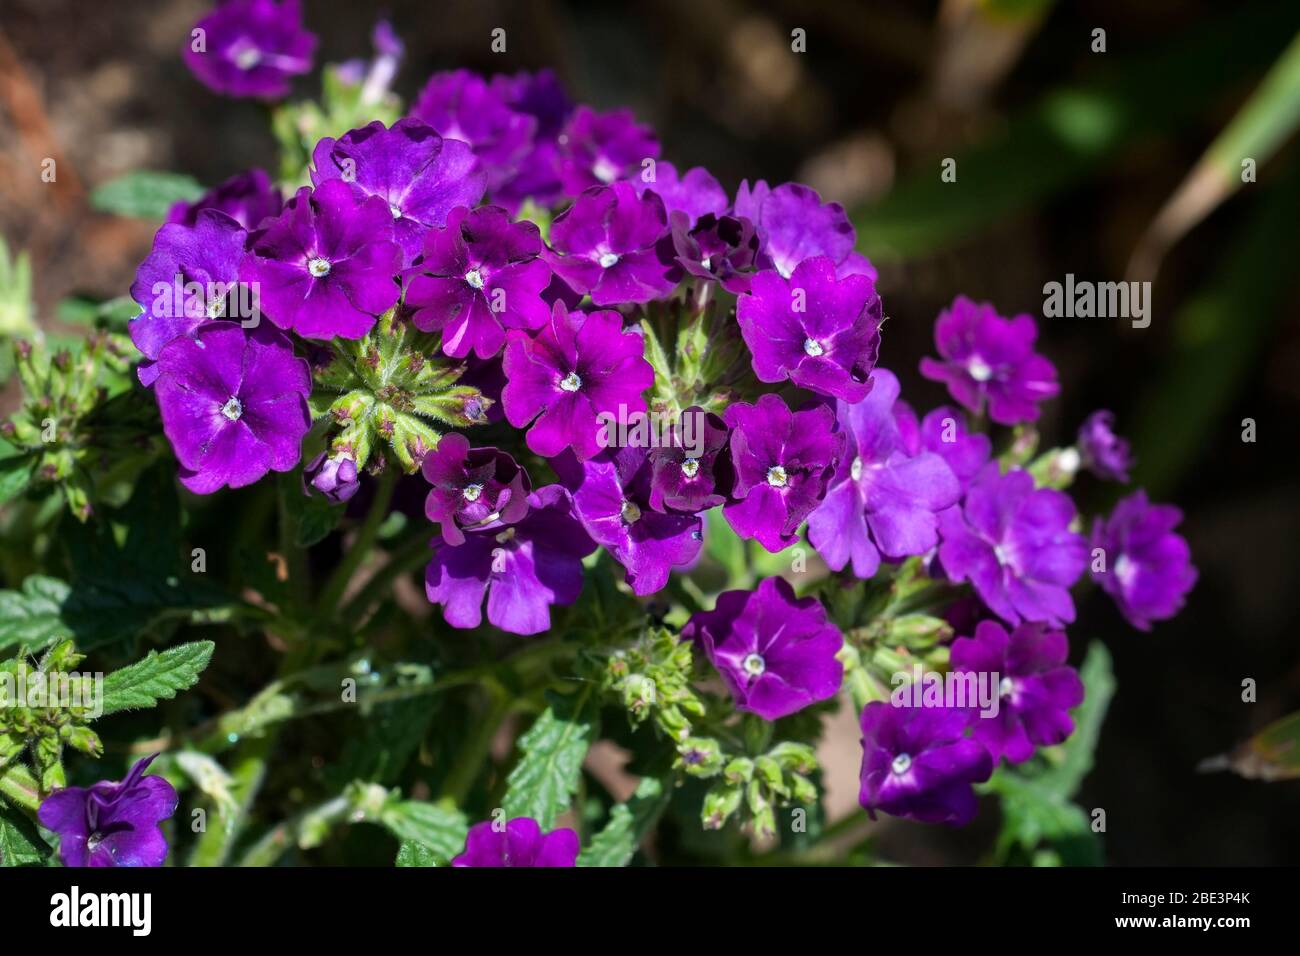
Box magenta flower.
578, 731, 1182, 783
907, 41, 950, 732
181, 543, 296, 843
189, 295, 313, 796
38, 755, 178, 867
303, 451, 360, 504
937, 464, 1088, 627
682, 576, 844, 721
240, 180, 402, 340
919, 296, 1060, 425
556, 106, 659, 195
453, 817, 579, 867
154, 322, 311, 494
311, 118, 485, 263
422, 433, 531, 546
1077, 410, 1134, 483
858, 703, 992, 826
950, 620, 1084, 764
167, 168, 282, 231
183, 0, 315, 99
670, 212, 761, 294
1091, 490, 1196, 630
647, 406, 731, 514
733, 180, 875, 280
424, 485, 596, 635
501, 302, 654, 461
129, 209, 248, 387
723, 394, 843, 553
896, 403, 992, 492
635, 162, 728, 226
410, 70, 536, 194
557, 446, 703, 596
808, 369, 960, 579
545, 182, 676, 306
736, 257, 882, 403
404, 205, 552, 359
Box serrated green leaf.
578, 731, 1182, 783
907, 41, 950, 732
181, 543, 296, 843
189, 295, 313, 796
91, 172, 204, 219
395, 840, 439, 867
0, 575, 72, 654
577, 777, 669, 867
379, 801, 468, 865
0, 803, 50, 867
502, 692, 598, 830
100, 641, 215, 716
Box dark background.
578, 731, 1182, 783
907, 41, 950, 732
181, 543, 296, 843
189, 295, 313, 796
1, 0, 1297, 864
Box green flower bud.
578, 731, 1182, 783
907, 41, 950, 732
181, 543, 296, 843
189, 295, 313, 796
701, 783, 743, 830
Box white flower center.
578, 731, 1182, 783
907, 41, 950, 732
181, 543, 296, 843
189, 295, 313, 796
681, 457, 700, 479
559, 371, 582, 392
206, 296, 227, 319
766, 465, 788, 487
464, 269, 485, 289
891, 752, 912, 775
389, 203, 403, 220
803, 338, 825, 357
598, 252, 620, 269
308, 257, 332, 278
850, 456, 863, 481
742, 653, 765, 677
462, 483, 483, 502
999, 676, 1015, 698
621, 500, 642, 524
234, 46, 262, 71
592, 157, 620, 184
1057, 447, 1081, 474
967, 356, 993, 382
220, 397, 243, 422
700, 256, 712, 270
1115, 554, 1138, 588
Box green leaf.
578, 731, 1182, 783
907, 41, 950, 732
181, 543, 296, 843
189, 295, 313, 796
0, 575, 72, 654
395, 840, 440, 867
100, 641, 215, 716
577, 777, 669, 867
0, 450, 35, 505
503, 691, 599, 830
379, 801, 469, 865
56, 295, 142, 331
90, 172, 204, 219
0, 803, 50, 867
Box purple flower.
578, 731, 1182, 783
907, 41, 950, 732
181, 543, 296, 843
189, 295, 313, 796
635, 162, 728, 226
733, 180, 875, 280
411, 70, 536, 194
129, 209, 248, 387
1091, 490, 1196, 631
502, 302, 654, 461
808, 369, 960, 579
556, 106, 660, 196
422, 433, 530, 546
154, 322, 311, 494
183, 0, 315, 99
167, 169, 283, 231
897, 404, 992, 492
240, 180, 402, 340
682, 576, 843, 721
424, 484, 596, 635
723, 394, 843, 553
556, 446, 703, 596
858, 702, 992, 826
38, 755, 178, 867
950, 620, 1084, 764
403, 205, 552, 359
735, 256, 883, 403
336, 20, 404, 102
937, 464, 1088, 627
303, 451, 360, 504
489, 70, 574, 209
453, 817, 579, 867
647, 406, 731, 513
1077, 410, 1134, 483
919, 296, 1060, 425
311, 119, 486, 263
670, 212, 761, 294
545, 182, 676, 306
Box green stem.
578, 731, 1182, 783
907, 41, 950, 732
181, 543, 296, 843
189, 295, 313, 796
441, 679, 511, 804
0, 764, 41, 814
317, 464, 398, 617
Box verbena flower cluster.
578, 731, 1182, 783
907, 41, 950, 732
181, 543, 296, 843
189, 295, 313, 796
27, 3, 1197, 867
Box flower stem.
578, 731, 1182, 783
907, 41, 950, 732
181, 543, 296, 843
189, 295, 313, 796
0, 764, 41, 814
317, 464, 398, 618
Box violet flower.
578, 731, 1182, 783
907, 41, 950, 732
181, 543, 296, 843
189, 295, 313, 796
453, 817, 579, 867
489, 69, 574, 209
240, 180, 402, 340
1077, 410, 1134, 483
545, 182, 676, 306
556, 105, 660, 195
303, 451, 360, 504
424, 484, 596, 635
404, 204, 552, 359
950, 620, 1084, 764
736, 256, 883, 403
166, 168, 283, 231
38, 754, 178, 867
670, 212, 761, 294
183, 0, 316, 99
501, 302, 654, 461
311, 118, 485, 263
154, 322, 311, 494
733, 180, 876, 280
647, 406, 731, 513
807, 369, 960, 579
858, 702, 992, 826
1090, 490, 1197, 630
634, 162, 728, 226
896, 403, 992, 492
937, 463, 1088, 627
422, 433, 531, 546
919, 296, 1060, 425
723, 394, 843, 553
681, 576, 844, 721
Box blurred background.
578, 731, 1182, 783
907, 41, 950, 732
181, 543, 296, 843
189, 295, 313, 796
1, 0, 1298, 864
